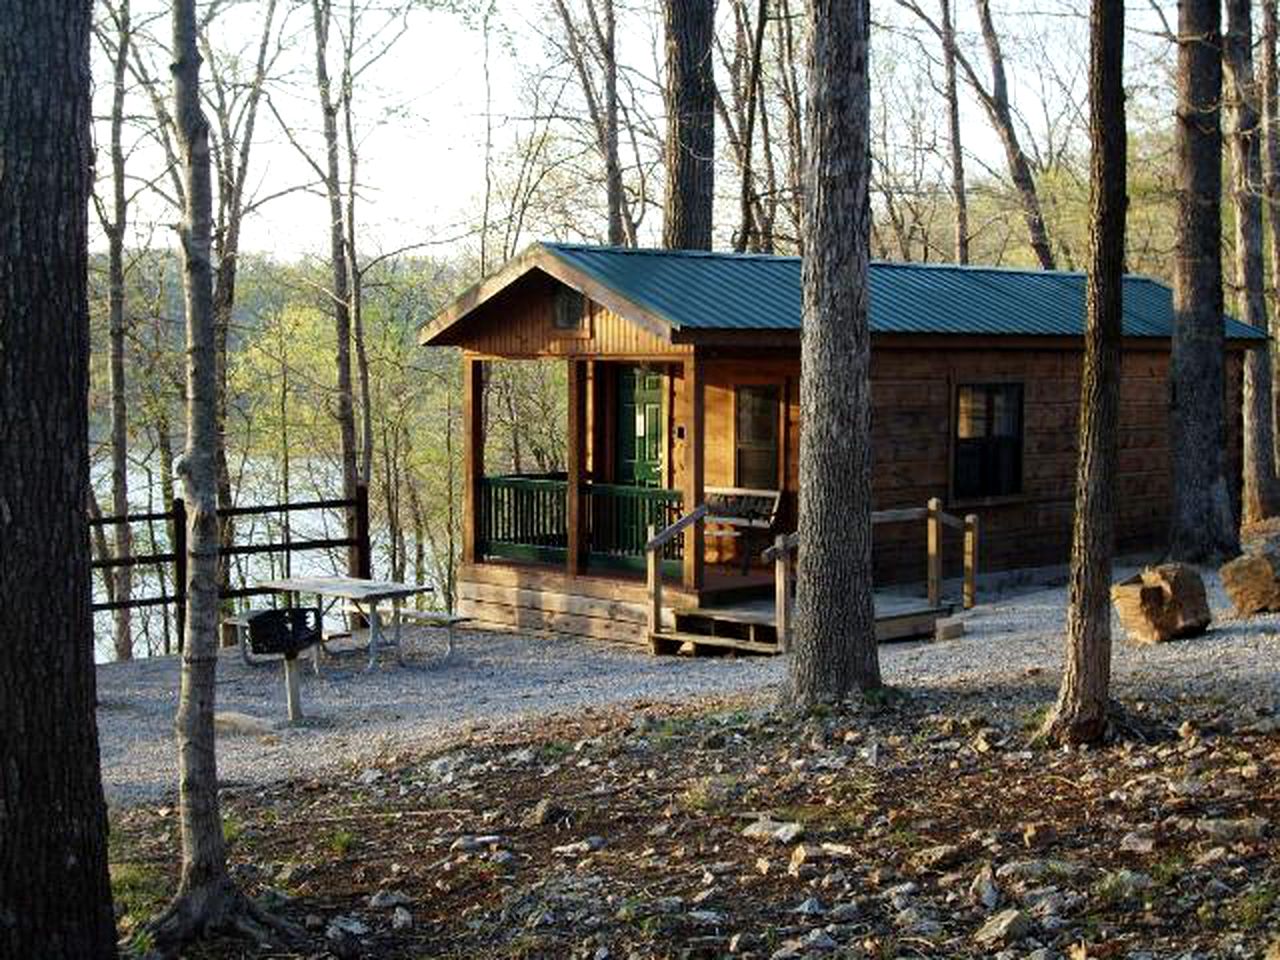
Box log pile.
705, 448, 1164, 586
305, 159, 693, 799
1219, 552, 1280, 616
1110, 563, 1211, 645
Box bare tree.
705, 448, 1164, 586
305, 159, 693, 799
94, 0, 136, 660
0, 0, 117, 951
551, 0, 633, 245
202, 0, 283, 580
789, 0, 880, 704
1260, 0, 1280, 472
143, 0, 297, 949
662, 0, 716, 249
1040, 0, 1125, 747
1225, 0, 1280, 525
311, 0, 362, 575
940, 0, 967, 263
892, 0, 1055, 269
1168, 0, 1239, 562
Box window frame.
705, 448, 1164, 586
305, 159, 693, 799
733, 383, 782, 490
949, 381, 1026, 505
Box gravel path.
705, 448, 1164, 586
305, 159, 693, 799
96, 564, 1280, 808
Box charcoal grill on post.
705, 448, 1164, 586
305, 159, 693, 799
247, 608, 321, 721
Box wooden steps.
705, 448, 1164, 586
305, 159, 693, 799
649, 630, 779, 656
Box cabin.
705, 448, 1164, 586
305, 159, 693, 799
420, 242, 1262, 651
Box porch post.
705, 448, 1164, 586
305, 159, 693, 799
681, 352, 705, 590
567, 359, 587, 575
462, 356, 484, 566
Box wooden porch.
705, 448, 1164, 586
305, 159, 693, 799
456, 559, 949, 652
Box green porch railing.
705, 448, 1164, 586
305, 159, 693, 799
477, 474, 683, 574
585, 482, 683, 574
478, 475, 569, 564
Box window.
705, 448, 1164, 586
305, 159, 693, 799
552, 288, 585, 332
954, 383, 1023, 499
735, 385, 780, 489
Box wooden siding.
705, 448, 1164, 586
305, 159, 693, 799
449, 272, 689, 359
688, 345, 1245, 583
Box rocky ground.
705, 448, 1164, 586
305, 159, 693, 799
111, 676, 1280, 959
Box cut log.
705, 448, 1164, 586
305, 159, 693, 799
1219, 553, 1280, 616
1110, 563, 1211, 645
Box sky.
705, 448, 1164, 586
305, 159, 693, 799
91, 0, 1176, 265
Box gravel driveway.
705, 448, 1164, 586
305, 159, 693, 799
96, 564, 1280, 808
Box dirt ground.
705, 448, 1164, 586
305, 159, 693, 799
109, 674, 1280, 959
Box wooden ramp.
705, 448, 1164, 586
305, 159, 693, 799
652, 592, 950, 657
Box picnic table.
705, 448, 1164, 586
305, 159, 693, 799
260, 576, 434, 671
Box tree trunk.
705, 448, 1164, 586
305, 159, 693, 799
1, 0, 118, 949
1169, 0, 1240, 562
1225, 0, 1280, 525
735, 0, 768, 253
662, 0, 716, 250
312, 0, 361, 575
1040, 0, 1125, 747
1260, 0, 1280, 473
143, 3, 298, 950
599, 0, 625, 245
939, 0, 968, 264
173, 0, 232, 917
789, 0, 881, 705
106, 0, 134, 660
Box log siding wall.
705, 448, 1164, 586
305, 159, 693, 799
692, 345, 1244, 584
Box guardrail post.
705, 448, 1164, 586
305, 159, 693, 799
963, 513, 979, 610
174, 497, 187, 653
926, 497, 942, 608
774, 534, 791, 652
646, 524, 662, 651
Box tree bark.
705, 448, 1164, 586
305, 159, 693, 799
789, 0, 881, 705
1041, 0, 1125, 747
939, 0, 968, 264
0, 0, 118, 953
1260, 0, 1280, 473
1168, 0, 1240, 562
1225, 0, 1280, 525
662, 0, 716, 250
311, 0, 361, 574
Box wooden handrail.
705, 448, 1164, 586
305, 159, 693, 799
765, 498, 982, 651
644, 503, 708, 552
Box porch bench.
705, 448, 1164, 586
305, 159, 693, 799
704, 487, 783, 574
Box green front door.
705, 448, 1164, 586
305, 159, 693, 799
617, 366, 664, 487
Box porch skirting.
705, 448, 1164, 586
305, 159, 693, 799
456, 562, 676, 645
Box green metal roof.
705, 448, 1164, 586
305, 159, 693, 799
541, 242, 1265, 341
